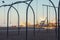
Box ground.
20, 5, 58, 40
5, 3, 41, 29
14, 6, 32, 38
0, 27, 58, 40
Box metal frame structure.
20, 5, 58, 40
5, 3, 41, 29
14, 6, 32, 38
42, 4, 49, 29
0, 0, 35, 40
42, 4, 58, 29
7, 5, 20, 38
0, 4, 20, 38
0, 0, 58, 40
49, 0, 58, 39
7, 1, 35, 40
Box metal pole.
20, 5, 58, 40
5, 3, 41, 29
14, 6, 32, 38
26, 1, 32, 40
58, 0, 60, 40
42, 5, 49, 28
47, 6, 48, 28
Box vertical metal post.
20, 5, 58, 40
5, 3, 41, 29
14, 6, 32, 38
58, 1, 60, 40
26, 1, 32, 40
26, 3, 30, 40
42, 5, 49, 29
47, 6, 49, 28
7, 7, 10, 39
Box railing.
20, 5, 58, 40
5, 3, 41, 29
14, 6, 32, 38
0, 0, 59, 40
0, 0, 35, 40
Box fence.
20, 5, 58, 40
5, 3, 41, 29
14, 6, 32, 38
0, 0, 59, 40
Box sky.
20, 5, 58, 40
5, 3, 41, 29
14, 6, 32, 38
0, 0, 59, 26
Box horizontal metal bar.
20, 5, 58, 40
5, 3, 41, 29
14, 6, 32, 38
42, 4, 58, 8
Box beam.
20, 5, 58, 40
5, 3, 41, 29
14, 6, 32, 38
42, 4, 58, 8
